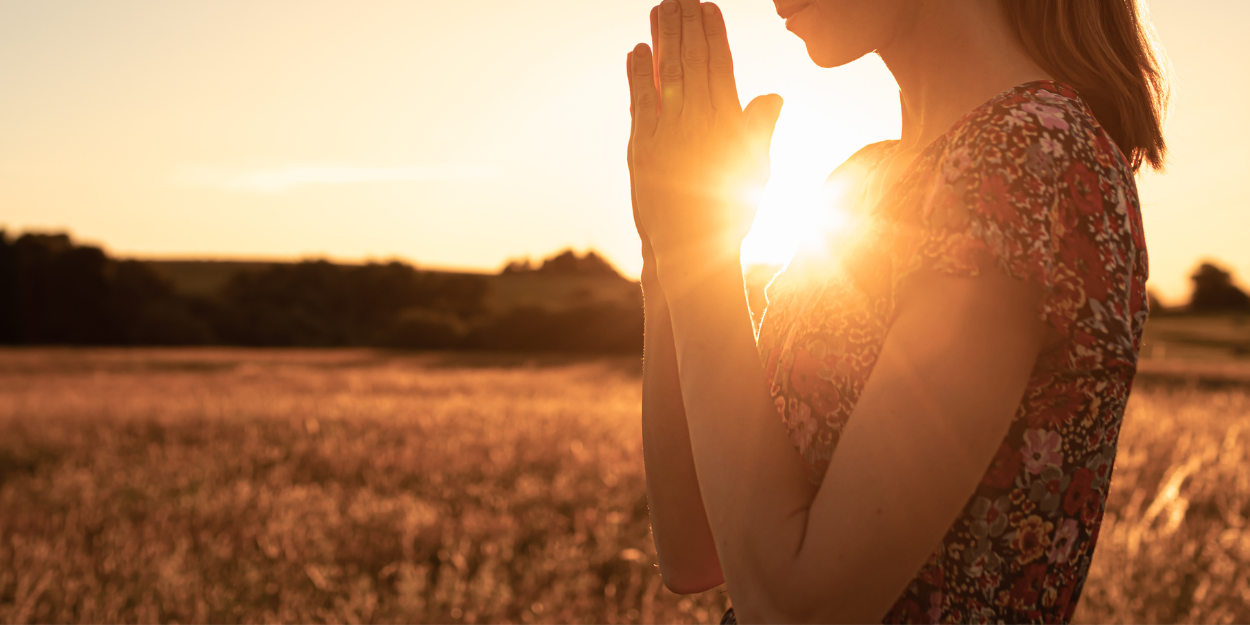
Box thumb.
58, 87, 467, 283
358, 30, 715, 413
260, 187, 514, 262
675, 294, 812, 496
743, 93, 783, 154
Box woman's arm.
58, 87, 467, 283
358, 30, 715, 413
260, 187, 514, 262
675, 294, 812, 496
640, 285, 725, 593
628, 1, 1048, 620
627, 32, 723, 594
659, 257, 1045, 622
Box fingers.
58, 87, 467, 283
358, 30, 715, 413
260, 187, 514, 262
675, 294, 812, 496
627, 53, 640, 218
650, 5, 660, 88
655, 0, 683, 123
676, 0, 711, 114
631, 43, 660, 139
700, 3, 740, 112
628, 53, 650, 247
744, 94, 784, 157
629, 49, 656, 259
627, 51, 637, 160
627, 52, 635, 119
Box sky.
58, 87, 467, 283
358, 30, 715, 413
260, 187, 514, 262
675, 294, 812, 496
0, 0, 1244, 305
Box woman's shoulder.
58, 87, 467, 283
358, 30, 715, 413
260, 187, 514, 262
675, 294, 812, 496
894, 79, 1147, 365
827, 139, 899, 184
847, 139, 899, 163
940, 80, 1131, 183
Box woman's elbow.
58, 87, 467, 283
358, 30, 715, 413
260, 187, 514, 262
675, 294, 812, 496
657, 557, 724, 595
735, 580, 887, 624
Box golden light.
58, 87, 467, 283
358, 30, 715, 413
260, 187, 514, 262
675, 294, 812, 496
740, 103, 862, 270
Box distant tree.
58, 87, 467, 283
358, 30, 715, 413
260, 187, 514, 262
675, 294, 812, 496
0, 231, 21, 343
467, 303, 642, 353
0, 230, 645, 352
501, 249, 625, 279
0, 232, 210, 344
1189, 262, 1250, 312
210, 260, 488, 346
377, 309, 467, 349
539, 249, 622, 278
114, 260, 215, 344
1146, 290, 1166, 316
501, 258, 535, 274
536, 250, 583, 274
422, 272, 489, 318
9, 233, 118, 343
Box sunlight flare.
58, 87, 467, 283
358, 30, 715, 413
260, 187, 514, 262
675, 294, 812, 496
738, 97, 883, 271
741, 155, 859, 269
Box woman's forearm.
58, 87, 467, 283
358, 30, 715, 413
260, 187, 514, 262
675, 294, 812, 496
657, 254, 818, 620
658, 250, 1052, 623
640, 280, 724, 593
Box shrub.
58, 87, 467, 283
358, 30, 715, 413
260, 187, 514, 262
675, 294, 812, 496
377, 309, 468, 349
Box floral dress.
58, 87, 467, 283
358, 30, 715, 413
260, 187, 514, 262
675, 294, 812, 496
754, 81, 1148, 623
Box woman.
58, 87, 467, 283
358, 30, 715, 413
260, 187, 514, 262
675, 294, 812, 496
625, 0, 1167, 622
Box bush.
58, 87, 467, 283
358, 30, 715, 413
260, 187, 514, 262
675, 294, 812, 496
468, 304, 643, 353
377, 309, 467, 349
0, 233, 203, 345
210, 261, 488, 347
1189, 262, 1250, 312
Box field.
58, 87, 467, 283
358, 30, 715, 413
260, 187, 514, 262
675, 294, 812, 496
1, 348, 1249, 623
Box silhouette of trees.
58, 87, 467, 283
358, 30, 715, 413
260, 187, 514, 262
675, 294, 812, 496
378, 309, 467, 349
501, 249, 625, 279
467, 304, 643, 353
0, 231, 643, 353
1189, 262, 1250, 312
1146, 290, 1165, 315
209, 261, 488, 347
26, 229, 1250, 355
0, 231, 210, 344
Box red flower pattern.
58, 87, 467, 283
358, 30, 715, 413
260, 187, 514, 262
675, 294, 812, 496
755, 81, 1146, 623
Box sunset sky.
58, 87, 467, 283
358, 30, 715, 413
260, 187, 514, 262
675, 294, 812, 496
1, 0, 1244, 304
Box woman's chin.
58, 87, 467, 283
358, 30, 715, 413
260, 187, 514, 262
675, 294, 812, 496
804, 41, 864, 69
806, 44, 840, 69
789, 25, 868, 68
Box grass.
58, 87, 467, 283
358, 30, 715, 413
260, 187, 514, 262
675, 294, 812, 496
0, 348, 1247, 623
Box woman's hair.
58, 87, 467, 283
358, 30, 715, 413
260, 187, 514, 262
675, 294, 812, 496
1000, 0, 1170, 172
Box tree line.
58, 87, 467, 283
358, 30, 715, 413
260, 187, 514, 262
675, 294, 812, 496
2, 231, 1247, 350
0, 232, 643, 352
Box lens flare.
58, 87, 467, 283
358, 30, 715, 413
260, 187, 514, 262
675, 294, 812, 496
741, 173, 856, 270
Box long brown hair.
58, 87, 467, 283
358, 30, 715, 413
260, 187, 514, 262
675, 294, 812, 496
1000, 0, 1170, 172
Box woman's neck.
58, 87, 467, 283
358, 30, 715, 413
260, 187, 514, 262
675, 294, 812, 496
877, 0, 1050, 153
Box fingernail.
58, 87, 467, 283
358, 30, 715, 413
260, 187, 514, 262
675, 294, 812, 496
662, 0, 678, 15
702, 3, 715, 16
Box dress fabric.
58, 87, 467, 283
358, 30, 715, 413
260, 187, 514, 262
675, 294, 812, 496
752, 80, 1148, 623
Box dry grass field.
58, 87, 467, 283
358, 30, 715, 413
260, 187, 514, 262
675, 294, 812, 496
0, 348, 1248, 623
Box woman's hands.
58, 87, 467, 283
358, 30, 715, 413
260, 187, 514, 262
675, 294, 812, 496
626, 0, 783, 292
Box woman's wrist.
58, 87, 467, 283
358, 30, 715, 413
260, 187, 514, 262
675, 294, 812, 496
641, 262, 667, 304
653, 244, 744, 305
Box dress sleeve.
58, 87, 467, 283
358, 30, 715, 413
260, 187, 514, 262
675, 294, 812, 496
890, 101, 1112, 342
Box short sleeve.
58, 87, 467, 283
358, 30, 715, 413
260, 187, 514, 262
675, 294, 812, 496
889, 91, 1126, 346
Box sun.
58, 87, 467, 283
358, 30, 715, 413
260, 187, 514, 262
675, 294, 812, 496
741, 178, 850, 268
737, 87, 896, 273
740, 116, 860, 270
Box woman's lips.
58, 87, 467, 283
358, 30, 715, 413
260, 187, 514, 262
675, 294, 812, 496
775, 2, 811, 21
776, 2, 811, 29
